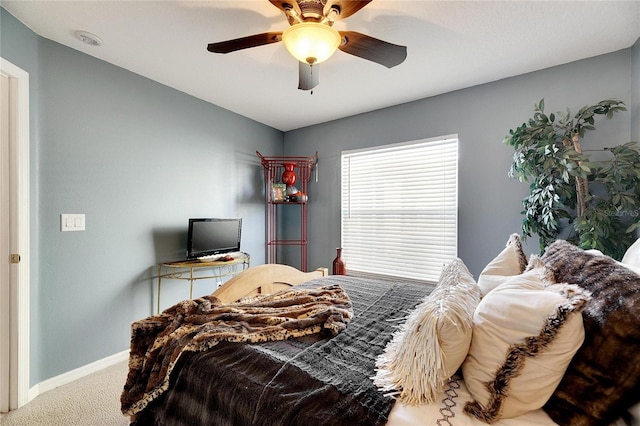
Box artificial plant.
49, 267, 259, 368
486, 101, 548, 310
504, 99, 640, 259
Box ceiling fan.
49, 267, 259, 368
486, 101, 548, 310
207, 0, 407, 91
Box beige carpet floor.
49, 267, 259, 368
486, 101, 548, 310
0, 361, 130, 426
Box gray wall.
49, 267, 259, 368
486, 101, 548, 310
2, 9, 283, 385
286, 47, 638, 277
632, 38, 640, 144
631, 38, 640, 239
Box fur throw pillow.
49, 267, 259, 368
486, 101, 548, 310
374, 259, 480, 404
542, 240, 640, 425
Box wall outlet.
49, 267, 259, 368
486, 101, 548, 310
60, 214, 85, 232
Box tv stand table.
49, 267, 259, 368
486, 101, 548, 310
156, 253, 250, 313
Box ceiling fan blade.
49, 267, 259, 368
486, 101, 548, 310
324, 0, 372, 20
338, 31, 407, 68
207, 32, 282, 54
298, 62, 319, 91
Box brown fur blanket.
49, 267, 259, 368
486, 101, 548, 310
121, 284, 353, 416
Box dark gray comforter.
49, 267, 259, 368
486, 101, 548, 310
133, 275, 434, 426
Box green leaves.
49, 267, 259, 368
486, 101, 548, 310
572, 99, 627, 137
505, 99, 639, 259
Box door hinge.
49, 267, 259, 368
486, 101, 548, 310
10, 254, 20, 264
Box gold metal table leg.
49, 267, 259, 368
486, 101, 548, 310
189, 267, 194, 299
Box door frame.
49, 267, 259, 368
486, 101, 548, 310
0, 57, 30, 411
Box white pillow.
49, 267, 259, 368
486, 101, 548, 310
374, 258, 480, 404
462, 266, 591, 422
622, 237, 640, 268
628, 402, 640, 426
477, 234, 527, 297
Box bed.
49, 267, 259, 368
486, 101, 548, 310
122, 237, 640, 426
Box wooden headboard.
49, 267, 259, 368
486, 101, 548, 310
211, 264, 328, 303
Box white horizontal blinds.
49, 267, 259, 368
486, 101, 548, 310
341, 136, 458, 282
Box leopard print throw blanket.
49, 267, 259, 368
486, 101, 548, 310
121, 284, 353, 416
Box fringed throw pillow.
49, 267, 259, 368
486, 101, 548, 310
477, 233, 527, 297
542, 240, 640, 426
374, 258, 480, 405
462, 260, 591, 423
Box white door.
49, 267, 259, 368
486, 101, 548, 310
0, 57, 30, 412
0, 71, 10, 413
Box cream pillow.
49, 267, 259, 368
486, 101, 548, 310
374, 258, 480, 404
462, 265, 591, 423
622, 237, 640, 268
477, 233, 527, 297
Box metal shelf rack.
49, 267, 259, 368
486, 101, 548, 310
257, 151, 318, 271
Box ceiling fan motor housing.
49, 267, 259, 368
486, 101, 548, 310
297, 0, 327, 20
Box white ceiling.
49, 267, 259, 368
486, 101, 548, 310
2, 1, 639, 132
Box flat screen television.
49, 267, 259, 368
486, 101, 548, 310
186, 218, 242, 259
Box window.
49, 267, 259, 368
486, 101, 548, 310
341, 135, 458, 283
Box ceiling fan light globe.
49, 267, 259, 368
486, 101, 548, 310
282, 22, 341, 65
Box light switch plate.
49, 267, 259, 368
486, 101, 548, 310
61, 214, 85, 232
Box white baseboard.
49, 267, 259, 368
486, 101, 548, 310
27, 349, 129, 402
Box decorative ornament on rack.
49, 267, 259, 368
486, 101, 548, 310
282, 163, 297, 185
282, 163, 299, 196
